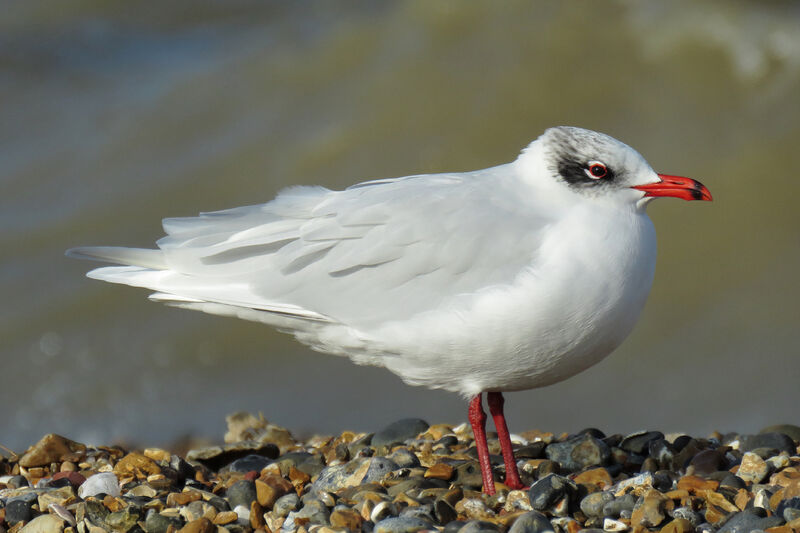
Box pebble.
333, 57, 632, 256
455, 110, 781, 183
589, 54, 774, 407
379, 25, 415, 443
544, 433, 610, 472
373, 516, 434, 533
736, 451, 769, 484
507, 511, 554, 533
528, 474, 576, 513
77, 472, 120, 498
4, 415, 800, 533
18, 514, 64, 533
372, 418, 430, 447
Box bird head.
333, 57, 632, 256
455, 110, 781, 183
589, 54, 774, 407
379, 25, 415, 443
520, 126, 712, 208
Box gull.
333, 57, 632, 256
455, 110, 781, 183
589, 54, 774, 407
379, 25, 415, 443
68, 126, 712, 494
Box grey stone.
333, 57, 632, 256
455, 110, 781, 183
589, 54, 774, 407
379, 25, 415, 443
273, 493, 300, 517
372, 419, 430, 447
314, 457, 399, 493
507, 511, 555, 533
374, 516, 434, 533
759, 424, 800, 442
226, 454, 273, 473
619, 431, 664, 455
739, 432, 795, 455
5, 499, 34, 525
545, 434, 610, 472
284, 499, 329, 528
602, 493, 636, 518
672, 506, 702, 526
717, 509, 783, 532
225, 479, 256, 509
528, 474, 576, 512
457, 520, 502, 533
387, 448, 420, 469
579, 491, 614, 518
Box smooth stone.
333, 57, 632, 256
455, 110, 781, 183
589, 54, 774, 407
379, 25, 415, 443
274, 451, 325, 477
387, 448, 421, 469
630, 489, 667, 528
739, 433, 795, 455
273, 493, 300, 517
737, 452, 769, 484
515, 442, 547, 459
227, 454, 273, 473
78, 472, 121, 498
51, 471, 86, 488
717, 509, 783, 532
776, 497, 800, 521
620, 431, 664, 455
83, 499, 110, 528
314, 457, 399, 493
545, 434, 610, 472
528, 474, 576, 512
759, 424, 800, 442
672, 506, 702, 526
37, 486, 77, 510
113, 452, 161, 479
177, 517, 215, 533
649, 439, 675, 468
659, 518, 694, 533
284, 499, 330, 529
19, 514, 65, 533
717, 472, 747, 490
145, 510, 185, 533
602, 493, 636, 518
399, 503, 435, 522
5, 475, 30, 488
19, 434, 86, 468
457, 520, 502, 533
330, 507, 363, 530
507, 511, 555, 533
186, 441, 279, 471
580, 491, 614, 518
5, 499, 35, 525
226, 480, 257, 509
105, 507, 141, 531
688, 449, 726, 476
434, 499, 458, 524
451, 460, 485, 488
443, 521, 468, 533
373, 516, 434, 533
372, 419, 430, 447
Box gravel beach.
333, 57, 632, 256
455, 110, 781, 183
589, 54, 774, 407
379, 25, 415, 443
2, 413, 800, 533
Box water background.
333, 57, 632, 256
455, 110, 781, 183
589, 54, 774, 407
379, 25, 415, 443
2, 1, 799, 452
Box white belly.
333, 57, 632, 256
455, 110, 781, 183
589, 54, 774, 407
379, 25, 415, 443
352, 206, 657, 397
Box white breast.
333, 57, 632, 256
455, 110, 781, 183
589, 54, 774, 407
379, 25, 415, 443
334, 203, 658, 398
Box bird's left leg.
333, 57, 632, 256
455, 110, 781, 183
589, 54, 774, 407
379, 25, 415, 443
487, 391, 525, 490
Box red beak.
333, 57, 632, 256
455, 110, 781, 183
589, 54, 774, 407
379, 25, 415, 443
633, 174, 712, 202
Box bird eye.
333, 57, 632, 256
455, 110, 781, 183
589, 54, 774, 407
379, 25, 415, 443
585, 161, 608, 179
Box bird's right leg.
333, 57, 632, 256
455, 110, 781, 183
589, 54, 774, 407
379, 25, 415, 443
468, 393, 496, 495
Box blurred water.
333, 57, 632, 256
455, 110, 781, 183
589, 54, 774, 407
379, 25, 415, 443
2, 0, 799, 452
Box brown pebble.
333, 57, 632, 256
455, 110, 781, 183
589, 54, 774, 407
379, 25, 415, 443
250, 501, 265, 530
659, 518, 694, 533
177, 517, 215, 533
676, 475, 719, 493
573, 467, 612, 489
19, 434, 87, 468
59, 462, 77, 472
212, 512, 238, 525
330, 508, 363, 530
102, 495, 126, 512
143, 448, 171, 463
424, 463, 454, 480
288, 466, 310, 489
734, 488, 751, 510
113, 452, 161, 479
167, 491, 202, 507
765, 526, 795, 533
631, 488, 667, 528
256, 475, 292, 508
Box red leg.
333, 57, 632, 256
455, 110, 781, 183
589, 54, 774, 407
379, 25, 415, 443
487, 391, 525, 490
468, 393, 496, 495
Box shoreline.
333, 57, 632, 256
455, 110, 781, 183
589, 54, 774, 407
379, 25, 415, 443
2, 413, 799, 533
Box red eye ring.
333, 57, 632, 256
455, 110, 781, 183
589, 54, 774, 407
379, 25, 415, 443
586, 161, 607, 179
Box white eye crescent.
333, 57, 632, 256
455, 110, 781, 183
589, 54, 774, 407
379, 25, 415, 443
585, 161, 608, 180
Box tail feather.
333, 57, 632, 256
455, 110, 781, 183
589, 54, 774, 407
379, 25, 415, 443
66, 246, 167, 270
